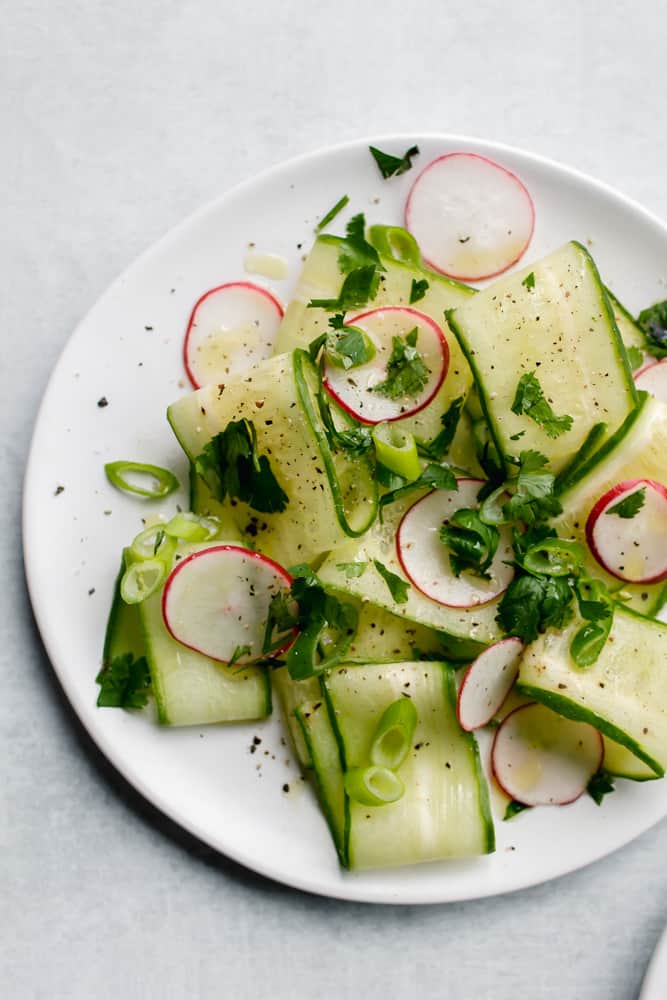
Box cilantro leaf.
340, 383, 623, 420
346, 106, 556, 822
504, 800, 531, 820
417, 396, 464, 461
569, 576, 614, 667
373, 559, 409, 603
373, 328, 429, 400
587, 769, 615, 805
315, 194, 349, 233
496, 573, 574, 642
308, 264, 381, 312
502, 450, 562, 524
511, 372, 574, 439
626, 345, 644, 371
409, 278, 429, 304
521, 272, 535, 290
369, 144, 420, 179
637, 299, 667, 358
325, 317, 376, 370
315, 374, 373, 457
229, 644, 252, 668
336, 561, 367, 578
195, 419, 289, 514
96, 653, 152, 709
380, 462, 457, 510
605, 486, 646, 519
338, 213, 383, 274
440, 509, 500, 579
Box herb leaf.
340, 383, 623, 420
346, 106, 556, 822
373, 328, 429, 400
504, 800, 531, 820
637, 299, 667, 358
315, 371, 373, 457
496, 573, 574, 643
570, 576, 614, 668
440, 509, 500, 579
626, 345, 644, 371
338, 213, 383, 274
502, 450, 562, 524
308, 264, 381, 312
587, 769, 615, 805
369, 144, 419, 179
409, 278, 429, 304
521, 272, 535, 290
96, 653, 152, 709
606, 487, 646, 519
380, 462, 457, 510
511, 372, 574, 439
195, 419, 289, 514
325, 315, 376, 369
417, 396, 464, 461
373, 559, 409, 603
336, 561, 367, 579
229, 644, 252, 668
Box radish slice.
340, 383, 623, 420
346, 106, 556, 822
183, 282, 283, 389
404, 153, 534, 281
396, 478, 514, 608
586, 478, 667, 583
634, 358, 667, 403
162, 545, 294, 664
323, 306, 448, 425
492, 703, 603, 806
457, 637, 524, 731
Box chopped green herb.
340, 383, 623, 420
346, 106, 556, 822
509, 430, 526, 442
511, 372, 574, 439
626, 345, 644, 371
373, 559, 409, 603
152, 529, 166, 556
338, 214, 383, 274
496, 573, 574, 643
416, 396, 464, 461
96, 653, 152, 709
570, 576, 614, 667
373, 328, 429, 400
504, 800, 531, 820
325, 315, 376, 369
605, 486, 646, 519
440, 509, 500, 579
637, 299, 667, 359
521, 271, 535, 290
336, 562, 367, 578
380, 462, 457, 511
409, 278, 429, 304
315, 194, 350, 232
229, 644, 252, 668
369, 144, 419, 179
308, 265, 381, 312
315, 371, 373, 457
502, 450, 562, 524
195, 418, 289, 514
587, 769, 615, 805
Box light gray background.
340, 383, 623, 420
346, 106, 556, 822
3, 2, 667, 998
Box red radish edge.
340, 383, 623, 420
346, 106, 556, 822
491, 703, 604, 806
161, 544, 295, 663
323, 306, 449, 426
183, 281, 284, 389
403, 152, 535, 282
634, 357, 667, 393
396, 478, 513, 609
456, 637, 524, 731
585, 478, 667, 584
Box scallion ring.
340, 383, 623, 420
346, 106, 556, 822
367, 224, 422, 266
373, 423, 422, 481
164, 512, 222, 542
370, 697, 418, 770
130, 524, 177, 564
523, 538, 585, 577
570, 620, 611, 668
105, 461, 179, 499
479, 485, 508, 526
120, 558, 167, 605
343, 765, 405, 807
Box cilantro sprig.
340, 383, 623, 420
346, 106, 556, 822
440, 509, 500, 580
369, 144, 419, 179
308, 214, 384, 312
409, 278, 429, 304
637, 299, 667, 359
195, 418, 289, 514
605, 487, 646, 519
379, 462, 457, 512
417, 396, 464, 462
373, 559, 409, 603
96, 653, 152, 709
511, 372, 574, 439
373, 328, 429, 400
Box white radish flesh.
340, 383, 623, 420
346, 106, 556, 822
457, 637, 524, 731
586, 478, 667, 583
184, 282, 283, 388
634, 359, 667, 403
404, 152, 534, 281
396, 478, 514, 608
162, 545, 293, 664
492, 703, 603, 806
323, 307, 448, 425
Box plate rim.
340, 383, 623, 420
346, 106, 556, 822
22, 132, 667, 905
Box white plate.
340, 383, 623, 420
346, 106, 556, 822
23, 134, 667, 904
641, 927, 667, 1000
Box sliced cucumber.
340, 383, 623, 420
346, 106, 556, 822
102, 554, 146, 665
295, 699, 348, 865
273, 668, 321, 767
318, 492, 503, 648
518, 605, 667, 776
274, 235, 474, 441
553, 395, 667, 614
603, 736, 658, 782
168, 351, 377, 567
322, 662, 494, 869
606, 287, 648, 360
447, 242, 637, 476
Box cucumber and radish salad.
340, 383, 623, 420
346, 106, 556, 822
98, 143, 667, 872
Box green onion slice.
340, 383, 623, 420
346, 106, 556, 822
164, 512, 222, 542
130, 524, 177, 564
120, 558, 167, 605
570, 620, 611, 668
344, 765, 405, 807
523, 538, 585, 577
373, 423, 421, 481
105, 461, 179, 499
367, 224, 422, 266
479, 485, 508, 526
370, 697, 418, 770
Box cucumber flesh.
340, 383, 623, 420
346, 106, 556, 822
296, 699, 348, 865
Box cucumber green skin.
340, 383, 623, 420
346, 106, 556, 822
602, 736, 658, 782
446, 242, 638, 479
519, 605, 667, 777
605, 287, 649, 355
102, 553, 146, 666
321, 662, 494, 870
295, 700, 349, 866
272, 668, 320, 768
